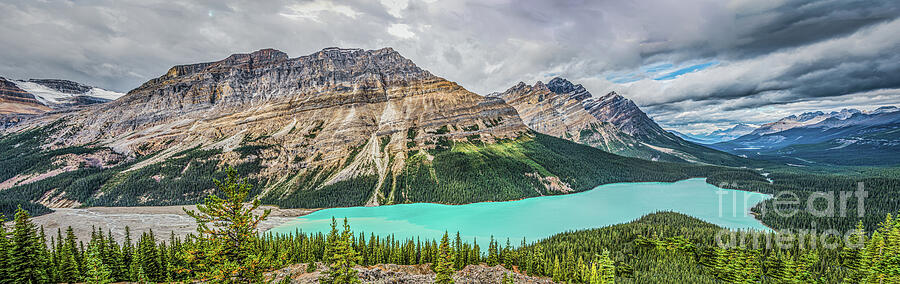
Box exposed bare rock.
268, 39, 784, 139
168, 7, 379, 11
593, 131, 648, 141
268, 263, 555, 283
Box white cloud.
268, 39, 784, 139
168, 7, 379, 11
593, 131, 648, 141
387, 23, 415, 39
0, 0, 896, 133
280, 0, 361, 22
380, 0, 409, 18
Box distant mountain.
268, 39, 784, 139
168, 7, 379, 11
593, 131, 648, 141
489, 77, 746, 165
0, 77, 50, 116
0, 76, 123, 116
671, 124, 758, 144
669, 130, 716, 144
0, 47, 723, 210
711, 106, 900, 166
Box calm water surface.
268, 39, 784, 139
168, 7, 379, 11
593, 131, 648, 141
268, 178, 770, 243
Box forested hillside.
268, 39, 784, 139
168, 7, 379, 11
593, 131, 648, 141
3, 208, 896, 283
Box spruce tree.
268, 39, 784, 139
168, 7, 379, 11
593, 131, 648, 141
62, 226, 83, 281
435, 232, 455, 284
84, 244, 112, 284
594, 250, 616, 284
0, 215, 10, 284
320, 218, 360, 284
323, 217, 339, 264
487, 236, 499, 266
8, 207, 47, 283
122, 227, 135, 281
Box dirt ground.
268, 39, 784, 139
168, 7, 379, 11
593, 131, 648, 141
29, 205, 316, 243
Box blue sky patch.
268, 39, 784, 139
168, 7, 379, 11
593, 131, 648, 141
654, 61, 718, 80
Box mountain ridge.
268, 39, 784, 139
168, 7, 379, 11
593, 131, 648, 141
489, 77, 747, 166
0, 47, 742, 211
711, 106, 900, 166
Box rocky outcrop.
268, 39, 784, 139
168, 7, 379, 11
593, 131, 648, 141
491, 77, 744, 165
268, 263, 555, 283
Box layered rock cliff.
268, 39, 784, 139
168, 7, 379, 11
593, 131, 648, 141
491, 77, 745, 165
0, 77, 50, 115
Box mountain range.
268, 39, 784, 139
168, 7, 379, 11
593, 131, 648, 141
0, 47, 733, 211
0, 77, 123, 127
711, 106, 900, 166
0, 77, 123, 114
670, 124, 758, 144
489, 77, 746, 165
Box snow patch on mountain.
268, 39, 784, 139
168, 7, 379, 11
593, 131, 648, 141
13, 80, 123, 105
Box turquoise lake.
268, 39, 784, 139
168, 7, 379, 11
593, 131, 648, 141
268, 178, 771, 244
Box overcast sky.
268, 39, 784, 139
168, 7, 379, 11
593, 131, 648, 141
1, 0, 899, 134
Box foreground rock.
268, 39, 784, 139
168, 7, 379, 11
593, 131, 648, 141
269, 263, 555, 283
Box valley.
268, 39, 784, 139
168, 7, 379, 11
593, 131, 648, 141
0, 47, 768, 220
3, 1, 900, 282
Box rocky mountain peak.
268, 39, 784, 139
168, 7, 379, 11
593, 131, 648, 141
217, 48, 289, 69
546, 77, 576, 93
871, 106, 899, 114
492, 78, 740, 164
495, 78, 663, 138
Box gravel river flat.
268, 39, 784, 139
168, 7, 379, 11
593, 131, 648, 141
29, 205, 316, 243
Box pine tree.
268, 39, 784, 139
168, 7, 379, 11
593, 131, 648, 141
84, 244, 112, 284
488, 236, 499, 266
0, 215, 10, 284
468, 238, 480, 265
105, 230, 125, 281
593, 250, 616, 284
454, 232, 464, 270
8, 207, 48, 283
321, 218, 360, 284
61, 226, 82, 282
183, 166, 272, 283
435, 232, 455, 284
323, 217, 339, 264
552, 256, 562, 282
122, 227, 135, 281
36, 227, 52, 282
137, 232, 161, 282
503, 238, 515, 269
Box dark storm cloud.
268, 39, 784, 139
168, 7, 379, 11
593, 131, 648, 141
0, 0, 898, 133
